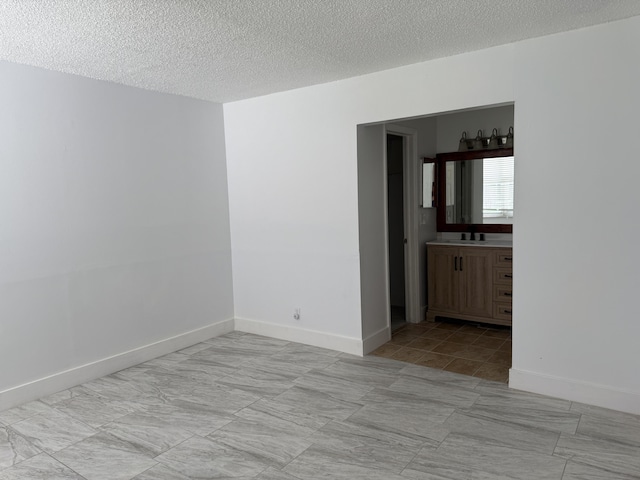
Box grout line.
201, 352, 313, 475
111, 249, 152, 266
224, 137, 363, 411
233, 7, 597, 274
43, 451, 91, 480
382, 324, 511, 383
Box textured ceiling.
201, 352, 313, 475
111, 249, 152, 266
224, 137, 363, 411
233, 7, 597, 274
1, 1, 640, 103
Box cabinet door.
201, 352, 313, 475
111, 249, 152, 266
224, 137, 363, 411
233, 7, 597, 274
428, 246, 458, 313
458, 248, 494, 318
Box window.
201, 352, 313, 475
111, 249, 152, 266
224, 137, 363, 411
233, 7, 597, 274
483, 156, 514, 221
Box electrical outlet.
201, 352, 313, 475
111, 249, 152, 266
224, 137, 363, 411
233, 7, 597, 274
293, 308, 301, 320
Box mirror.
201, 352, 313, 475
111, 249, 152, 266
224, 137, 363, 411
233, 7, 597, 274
436, 148, 513, 233
422, 160, 436, 208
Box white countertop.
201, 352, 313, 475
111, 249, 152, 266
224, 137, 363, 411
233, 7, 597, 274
427, 239, 512, 248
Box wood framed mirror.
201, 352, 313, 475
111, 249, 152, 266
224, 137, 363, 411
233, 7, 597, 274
436, 148, 513, 233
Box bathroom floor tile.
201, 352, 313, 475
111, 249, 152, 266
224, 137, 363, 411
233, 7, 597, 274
417, 328, 453, 340
414, 352, 455, 369
389, 347, 427, 363
458, 324, 488, 334
405, 336, 444, 351
434, 322, 462, 331
474, 363, 509, 382
472, 335, 506, 349
443, 358, 483, 376
446, 332, 483, 345
370, 343, 401, 356
387, 334, 416, 346
482, 328, 511, 339
432, 342, 495, 362
372, 319, 512, 383
400, 324, 431, 334
487, 350, 512, 366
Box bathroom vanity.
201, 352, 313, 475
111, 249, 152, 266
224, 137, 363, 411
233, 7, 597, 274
425, 144, 514, 326
427, 241, 512, 326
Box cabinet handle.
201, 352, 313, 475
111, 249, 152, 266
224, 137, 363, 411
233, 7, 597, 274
504, 309, 512, 314
504, 274, 512, 278
504, 292, 512, 297
454, 256, 457, 271
504, 257, 512, 261
460, 257, 463, 271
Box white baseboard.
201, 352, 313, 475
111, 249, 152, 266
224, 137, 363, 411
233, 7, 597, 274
362, 326, 391, 355
0, 318, 234, 412
6, 318, 640, 418
509, 368, 640, 416
234, 317, 363, 356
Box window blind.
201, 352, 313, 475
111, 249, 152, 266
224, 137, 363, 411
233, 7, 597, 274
483, 156, 514, 219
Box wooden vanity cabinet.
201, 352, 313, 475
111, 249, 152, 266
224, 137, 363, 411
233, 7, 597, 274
427, 246, 459, 313
492, 249, 513, 323
427, 245, 512, 326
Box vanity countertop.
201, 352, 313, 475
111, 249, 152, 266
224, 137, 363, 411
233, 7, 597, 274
427, 239, 513, 248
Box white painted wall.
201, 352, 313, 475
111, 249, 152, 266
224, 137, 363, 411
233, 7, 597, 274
510, 19, 640, 413
225, 15, 640, 413
398, 116, 438, 159
224, 46, 512, 349
357, 125, 387, 345
0, 61, 234, 406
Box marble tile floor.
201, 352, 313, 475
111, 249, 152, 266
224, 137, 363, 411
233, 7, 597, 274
372, 319, 512, 383
1, 332, 639, 479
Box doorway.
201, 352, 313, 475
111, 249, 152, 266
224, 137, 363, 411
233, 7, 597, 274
384, 124, 420, 330
359, 106, 514, 383
386, 134, 406, 331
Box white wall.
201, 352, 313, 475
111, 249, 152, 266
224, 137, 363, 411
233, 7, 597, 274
510, 18, 640, 413
397, 116, 438, 159
224, 46, 512, 352
0, 61, 234, 408
225, 15, 640, 414
357, 125, 388, 346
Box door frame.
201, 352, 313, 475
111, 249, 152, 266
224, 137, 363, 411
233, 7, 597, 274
384, 124, 420, 324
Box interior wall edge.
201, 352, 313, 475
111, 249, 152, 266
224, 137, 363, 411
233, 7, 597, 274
362, 326, 391, 356
0, 317, 234, 412
509, 368, 640, 416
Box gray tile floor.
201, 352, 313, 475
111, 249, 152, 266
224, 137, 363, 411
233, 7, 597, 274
1, 332, 639, 479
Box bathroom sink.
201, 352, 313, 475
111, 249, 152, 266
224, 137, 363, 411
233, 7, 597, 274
438, 239, 481, 244
427, 239, 513, 247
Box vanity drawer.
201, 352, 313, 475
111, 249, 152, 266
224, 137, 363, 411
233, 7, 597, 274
493, 267, 513, 285
494, 303, 513, 322
493, 285, 513, 302
495, 250, 513, 266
